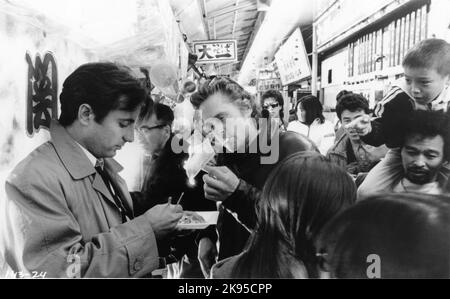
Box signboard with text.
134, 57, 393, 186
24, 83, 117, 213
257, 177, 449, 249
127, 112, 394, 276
275, 28, 311, 86
193, 40, 237, 64
257, 78, 282, 92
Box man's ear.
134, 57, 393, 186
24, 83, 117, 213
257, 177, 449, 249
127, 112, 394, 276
78, 104, 94, 126
163, 124, 172, 139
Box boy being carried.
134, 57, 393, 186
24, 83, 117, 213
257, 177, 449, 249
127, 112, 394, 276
349, 38, 450, 198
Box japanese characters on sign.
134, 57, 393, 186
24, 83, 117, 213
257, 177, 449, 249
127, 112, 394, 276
25, 52, 58, 137
257, 79, 282, 92
257, 63, 282, 92
275, 28, 311, 86
193, 40, 237, 64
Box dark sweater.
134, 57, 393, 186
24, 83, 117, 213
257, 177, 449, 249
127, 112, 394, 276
363, 86, 450, 148
207, 131, 317, 260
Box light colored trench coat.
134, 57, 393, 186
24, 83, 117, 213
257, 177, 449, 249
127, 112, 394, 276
1, 121, 159, 278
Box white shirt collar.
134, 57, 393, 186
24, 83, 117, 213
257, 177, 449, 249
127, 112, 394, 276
75, 141, 101, 168
394, 178, 442, 195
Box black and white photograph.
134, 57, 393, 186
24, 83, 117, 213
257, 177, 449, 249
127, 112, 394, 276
0, 0, 449, 285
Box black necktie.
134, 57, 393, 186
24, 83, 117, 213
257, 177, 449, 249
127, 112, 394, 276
95, 166, 132, 223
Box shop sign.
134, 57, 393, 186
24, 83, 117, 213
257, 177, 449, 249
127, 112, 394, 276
25, 52, 58, 137
275, 28, 311, 85
257, 78, 282, 92
193, 40, 237, 64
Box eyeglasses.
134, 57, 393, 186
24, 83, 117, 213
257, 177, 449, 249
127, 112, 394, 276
263, 103, 280, 109
136, 124, 167, 135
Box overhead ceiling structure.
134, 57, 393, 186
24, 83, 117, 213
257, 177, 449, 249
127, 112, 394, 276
237, 0, 314, 86
3, 0, 312, 82
171, 0, 314, 82
198, 0, 263, 74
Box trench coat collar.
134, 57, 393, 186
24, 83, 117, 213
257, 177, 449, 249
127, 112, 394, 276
50, 120, 124, 180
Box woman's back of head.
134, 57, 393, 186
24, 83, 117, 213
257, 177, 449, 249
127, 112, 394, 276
317, 193, 450, 278
297, 95, 325, 125
234, 152, 357, 278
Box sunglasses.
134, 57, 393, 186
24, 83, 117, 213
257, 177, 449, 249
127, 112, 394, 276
136, 124, 167, 135
263, 103, 280, 109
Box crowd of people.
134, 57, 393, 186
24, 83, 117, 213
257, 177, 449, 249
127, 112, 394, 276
1, 38, 449, 278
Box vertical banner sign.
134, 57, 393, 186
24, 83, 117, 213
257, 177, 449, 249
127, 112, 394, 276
193, 40, 237, 64
25, 52, 58, 137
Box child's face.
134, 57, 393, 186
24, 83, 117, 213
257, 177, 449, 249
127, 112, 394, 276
404, 66, 450, 105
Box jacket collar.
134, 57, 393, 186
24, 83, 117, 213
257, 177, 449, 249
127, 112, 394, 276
397, 80, 450, 111
50, 120, 123, 180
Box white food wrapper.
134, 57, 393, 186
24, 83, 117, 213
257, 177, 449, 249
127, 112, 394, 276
184, 131, 216, 181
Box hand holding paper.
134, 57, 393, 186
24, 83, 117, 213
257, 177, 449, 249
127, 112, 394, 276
202, 165, 240, 202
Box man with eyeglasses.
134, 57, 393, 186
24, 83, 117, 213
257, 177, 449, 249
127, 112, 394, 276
132, 101, 216, 278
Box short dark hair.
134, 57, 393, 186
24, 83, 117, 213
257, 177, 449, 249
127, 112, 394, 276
296, 95, 325, 125
335, 93, 370, 120
262, 89, 284, 120
336, 90, 352, 102
137, 98, 174, 126
401, 110, 450, 160
261, 90, 284, 107
182, 80, 196, 94
317, 193, 450, 278
402, 38, 450, 76
191, 76, 248, 109
59, 62, 146, 126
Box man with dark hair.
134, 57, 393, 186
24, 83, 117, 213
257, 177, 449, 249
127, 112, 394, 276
190, 76, 316, 277
133, 101, 216, 278
135, 99, 174, 157
327, 93, 387, 178
368, 110, 450, 195
1, 62, 183, 277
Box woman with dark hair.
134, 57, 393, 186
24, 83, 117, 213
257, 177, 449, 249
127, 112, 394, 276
316, 193, 450, 278
211, 152, 356, 278
287, 95, 335, 154
261, 90, 287, 131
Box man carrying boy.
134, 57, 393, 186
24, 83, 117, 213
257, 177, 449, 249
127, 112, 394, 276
350, 38, 450, 198
391, 110, 450, 195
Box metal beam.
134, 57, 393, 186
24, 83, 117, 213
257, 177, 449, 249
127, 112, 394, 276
197, 0, 211, 39
239, 11, 265, 70
207, 2, 254, 19
213, 17, 216, 39
232, 0, 240, 38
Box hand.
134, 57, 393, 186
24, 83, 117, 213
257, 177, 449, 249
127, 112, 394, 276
202, 165, 240, 202
145, 204, 183, 240
346, 115, 372, 136
197, 237, 218, 278
346, 161, 360, 175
